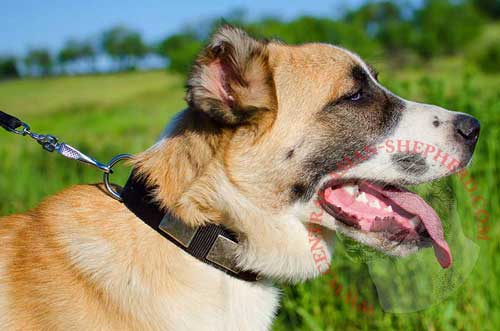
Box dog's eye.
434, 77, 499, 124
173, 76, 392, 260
327, 89, 364, 110
348, 90, 362, 101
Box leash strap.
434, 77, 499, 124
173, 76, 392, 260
0, 111, 23, 132
121, 171, 260, 282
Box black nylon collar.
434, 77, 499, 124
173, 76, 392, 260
121, 171, 260, 282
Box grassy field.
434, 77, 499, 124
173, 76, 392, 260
0, 67, 498, 331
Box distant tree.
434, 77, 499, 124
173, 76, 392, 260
224, 7, 248, 26
345, 1, 417, 54
474, 41, 500, 72
413, 0, 485, 59
58, 39, 96, 74
25, 48, 52, 76
244, 17, 293, 41
157, 32, 203, 74
246, 16, 381, 59
101, 26, 148, 70
58, 39, 80, 73
79, 40, 97, 71
473, 0, 500, 19
0, 56, 20, 80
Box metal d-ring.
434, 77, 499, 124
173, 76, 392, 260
103, 154, 134, 201
7, 122, 31, 136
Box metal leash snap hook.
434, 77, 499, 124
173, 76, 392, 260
37, 134, 59, 152
103, 154, 134, 201
2, 110, 134, 201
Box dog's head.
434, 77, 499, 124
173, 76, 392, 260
144, 26, 480, 281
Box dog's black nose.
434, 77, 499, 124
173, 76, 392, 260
454, 114, 480, 145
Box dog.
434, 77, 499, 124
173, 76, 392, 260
0, 25, 479, 330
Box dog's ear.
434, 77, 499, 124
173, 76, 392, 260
186, 25, 276, 125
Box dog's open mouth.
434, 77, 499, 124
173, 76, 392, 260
318, 180, 452, 269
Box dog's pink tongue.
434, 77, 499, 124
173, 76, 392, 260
365, 183, 452, 269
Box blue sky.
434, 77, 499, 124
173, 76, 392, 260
0, 0, 366, 56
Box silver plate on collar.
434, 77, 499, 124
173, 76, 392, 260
159, 214, 199, 247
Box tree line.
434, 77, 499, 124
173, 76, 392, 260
1, 0, 499, 80
0, 25, 151, 79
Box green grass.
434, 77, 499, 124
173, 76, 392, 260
0, 70, 185, 213
0, 67, 498, 331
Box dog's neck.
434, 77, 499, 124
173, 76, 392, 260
134, 109, 224, 225
133, 108, 334, 282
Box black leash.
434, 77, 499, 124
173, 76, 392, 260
0, 111, 23, 132
0, 110, 259, 282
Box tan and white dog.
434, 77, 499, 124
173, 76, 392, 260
0, 26, 479, 330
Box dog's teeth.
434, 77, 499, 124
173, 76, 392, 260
369, 199, 381, 209
409, 217, 420, 227
344, 185, 359, 196
344, 186, 354, 196
384, 205, 393, 213
356, 192, 368, 203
